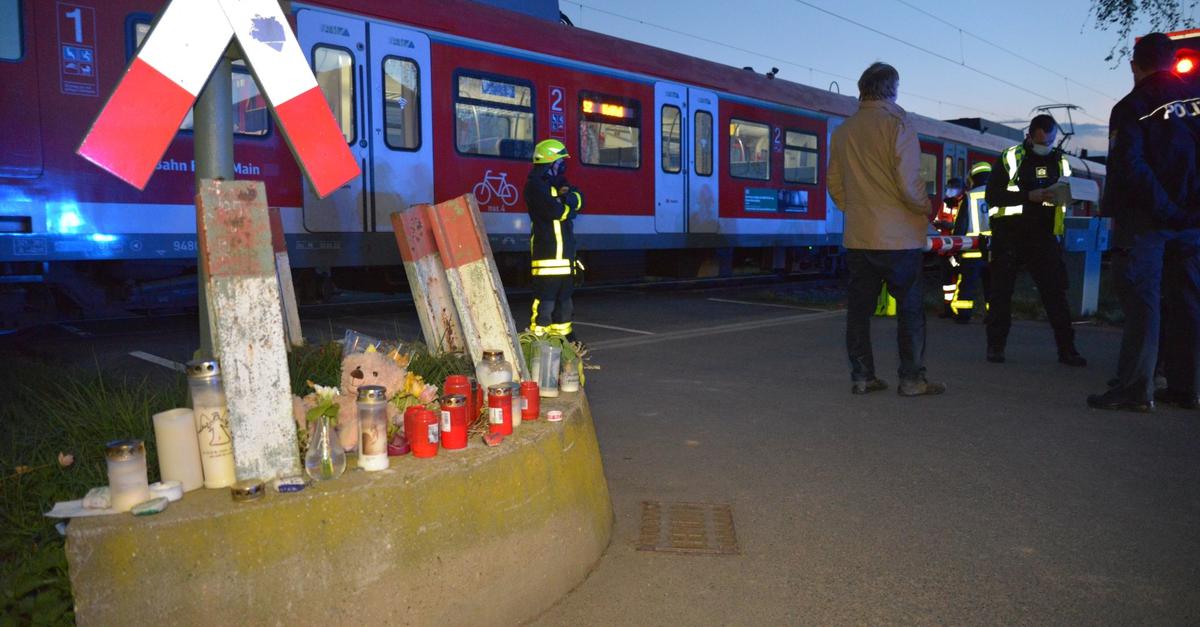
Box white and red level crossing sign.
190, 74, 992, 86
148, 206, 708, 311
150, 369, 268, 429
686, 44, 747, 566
76, 0, 358, 198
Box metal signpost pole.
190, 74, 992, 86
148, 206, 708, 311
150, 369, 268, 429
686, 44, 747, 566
192, 48, 236, 359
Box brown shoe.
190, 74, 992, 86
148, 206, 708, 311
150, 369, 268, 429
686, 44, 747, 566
851, 378, 888, 395
898, 380, 947, 397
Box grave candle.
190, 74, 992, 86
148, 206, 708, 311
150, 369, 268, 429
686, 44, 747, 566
186, 360, 237, 489
439, 394, 468, 450
152, 408, 204, 492
357, 385, 389, 471
105, 439, 151, 513
521, 380, 540, 422
487, 384, 513, 436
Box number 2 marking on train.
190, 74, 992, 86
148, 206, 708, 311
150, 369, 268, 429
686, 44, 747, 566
549, 86, 564, 112
773, 127, 782, 153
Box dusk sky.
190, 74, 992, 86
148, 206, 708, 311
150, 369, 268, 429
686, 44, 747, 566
562, 0, 1194, 156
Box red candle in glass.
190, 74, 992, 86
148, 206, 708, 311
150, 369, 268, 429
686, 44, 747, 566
406, 407, 439, 458
444, 375, 471, 419
487, 384, 513, 436
439, 394, 468, 450
520, 380, 540, 421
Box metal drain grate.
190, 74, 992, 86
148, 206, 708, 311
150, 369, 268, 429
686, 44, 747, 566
637, 501, 739, 555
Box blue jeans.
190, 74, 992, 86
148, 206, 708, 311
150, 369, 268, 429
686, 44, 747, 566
846, 249, 927, 382
1112, 229, 1200, 401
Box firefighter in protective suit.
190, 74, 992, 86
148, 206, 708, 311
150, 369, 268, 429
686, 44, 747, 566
947, 162, 994, 322
935, 177, 967, 320
525, 139, 583, 340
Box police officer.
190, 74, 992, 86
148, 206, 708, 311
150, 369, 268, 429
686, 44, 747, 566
525, 139, 584, 341
983, 114, 1086, 366
1088, 33, 1200, 412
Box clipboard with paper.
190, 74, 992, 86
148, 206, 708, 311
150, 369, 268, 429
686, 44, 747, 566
1048, 176, 1101, 205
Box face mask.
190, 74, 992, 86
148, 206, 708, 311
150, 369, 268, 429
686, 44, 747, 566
1031, 144, 1052, 156
944, 189, 961, 200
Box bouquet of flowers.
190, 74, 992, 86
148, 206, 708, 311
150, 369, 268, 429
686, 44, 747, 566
388, 371, 439, 438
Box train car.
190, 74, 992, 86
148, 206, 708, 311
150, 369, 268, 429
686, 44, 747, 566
0, 0, 1105, 318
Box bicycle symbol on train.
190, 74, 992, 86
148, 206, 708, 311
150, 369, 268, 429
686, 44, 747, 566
472, 170, 520, 209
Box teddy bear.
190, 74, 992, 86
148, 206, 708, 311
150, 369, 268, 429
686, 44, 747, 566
293, 347, 407, 452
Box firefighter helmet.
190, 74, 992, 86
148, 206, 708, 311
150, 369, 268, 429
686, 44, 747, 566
970, 161, 992, 177
533, 139, 570, 164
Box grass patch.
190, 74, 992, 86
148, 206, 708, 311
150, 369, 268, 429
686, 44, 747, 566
0, 356, 187, 625
0, 339, 472, 624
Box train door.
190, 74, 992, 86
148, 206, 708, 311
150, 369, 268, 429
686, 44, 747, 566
945, 142, 967, 184
654, 82, 686, 233
687, 88, 719, 233
0, 0, 42, 177
367, 22, 432, 232
297, 10, 367, 232
918, 140, 943, 201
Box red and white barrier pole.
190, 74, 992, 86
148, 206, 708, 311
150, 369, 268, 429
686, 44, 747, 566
924, 235, 979, 254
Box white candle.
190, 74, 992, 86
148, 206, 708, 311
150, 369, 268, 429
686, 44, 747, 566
106, 440, 150, 512
152, 408, 204, 492
192, 402, 237, 488
187, 361, 237, 489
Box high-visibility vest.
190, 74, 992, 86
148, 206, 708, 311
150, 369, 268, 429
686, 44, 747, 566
989, 144, 1071, 235
963, 187, 989, 259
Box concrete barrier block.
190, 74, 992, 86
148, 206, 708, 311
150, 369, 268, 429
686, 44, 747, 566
66, 393, 611, 626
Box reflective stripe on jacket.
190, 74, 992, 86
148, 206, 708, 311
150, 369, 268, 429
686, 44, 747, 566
525, 168, 583, 276
985, 142, 1071, 236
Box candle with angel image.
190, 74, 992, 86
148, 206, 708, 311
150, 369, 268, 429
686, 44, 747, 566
186, 360, 237, 488
357, 385, 389, 471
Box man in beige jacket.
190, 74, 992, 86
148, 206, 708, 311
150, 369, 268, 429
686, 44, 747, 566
829, 62, 945, 396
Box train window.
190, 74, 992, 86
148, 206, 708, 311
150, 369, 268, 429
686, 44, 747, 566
455, 72, 535, 159
783, 130, 818, 185
694, 111, 713, 177
1, 0, 20, 60
131, 20, 151, 58
920, 152, 938, 196
729, 119, 770, 180
957, 158, 966, 181
661, 105, 681, 173
130, 18, 269, 137
229, 72, 270, 137
313, 46, 356, 144
944, 156, 953, 185
579, 91, 640, 169
383, 57, 420, 151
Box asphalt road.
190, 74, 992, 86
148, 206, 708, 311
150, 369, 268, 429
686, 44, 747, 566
531, 289, 1200, 625
4, 282, 1198, 624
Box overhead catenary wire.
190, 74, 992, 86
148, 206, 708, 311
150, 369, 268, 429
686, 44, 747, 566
892, 0, 1121, 102
788, 0, 1109, 125
561, 0, 1010, 119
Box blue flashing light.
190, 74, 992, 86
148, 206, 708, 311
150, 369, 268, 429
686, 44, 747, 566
89, 234, 118, 243
47, 202, 87, 234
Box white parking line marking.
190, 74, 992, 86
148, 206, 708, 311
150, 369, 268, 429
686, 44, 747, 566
59, 324, 92, 337
573, 321, 655, 335
589, 309, 843, 352
129, 351, 187, 372
707, 298, 821, 311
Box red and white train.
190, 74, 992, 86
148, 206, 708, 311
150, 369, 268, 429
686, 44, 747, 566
0, 0, 1105, 312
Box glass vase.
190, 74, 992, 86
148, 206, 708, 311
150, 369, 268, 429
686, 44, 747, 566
304, 415, 346, 481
